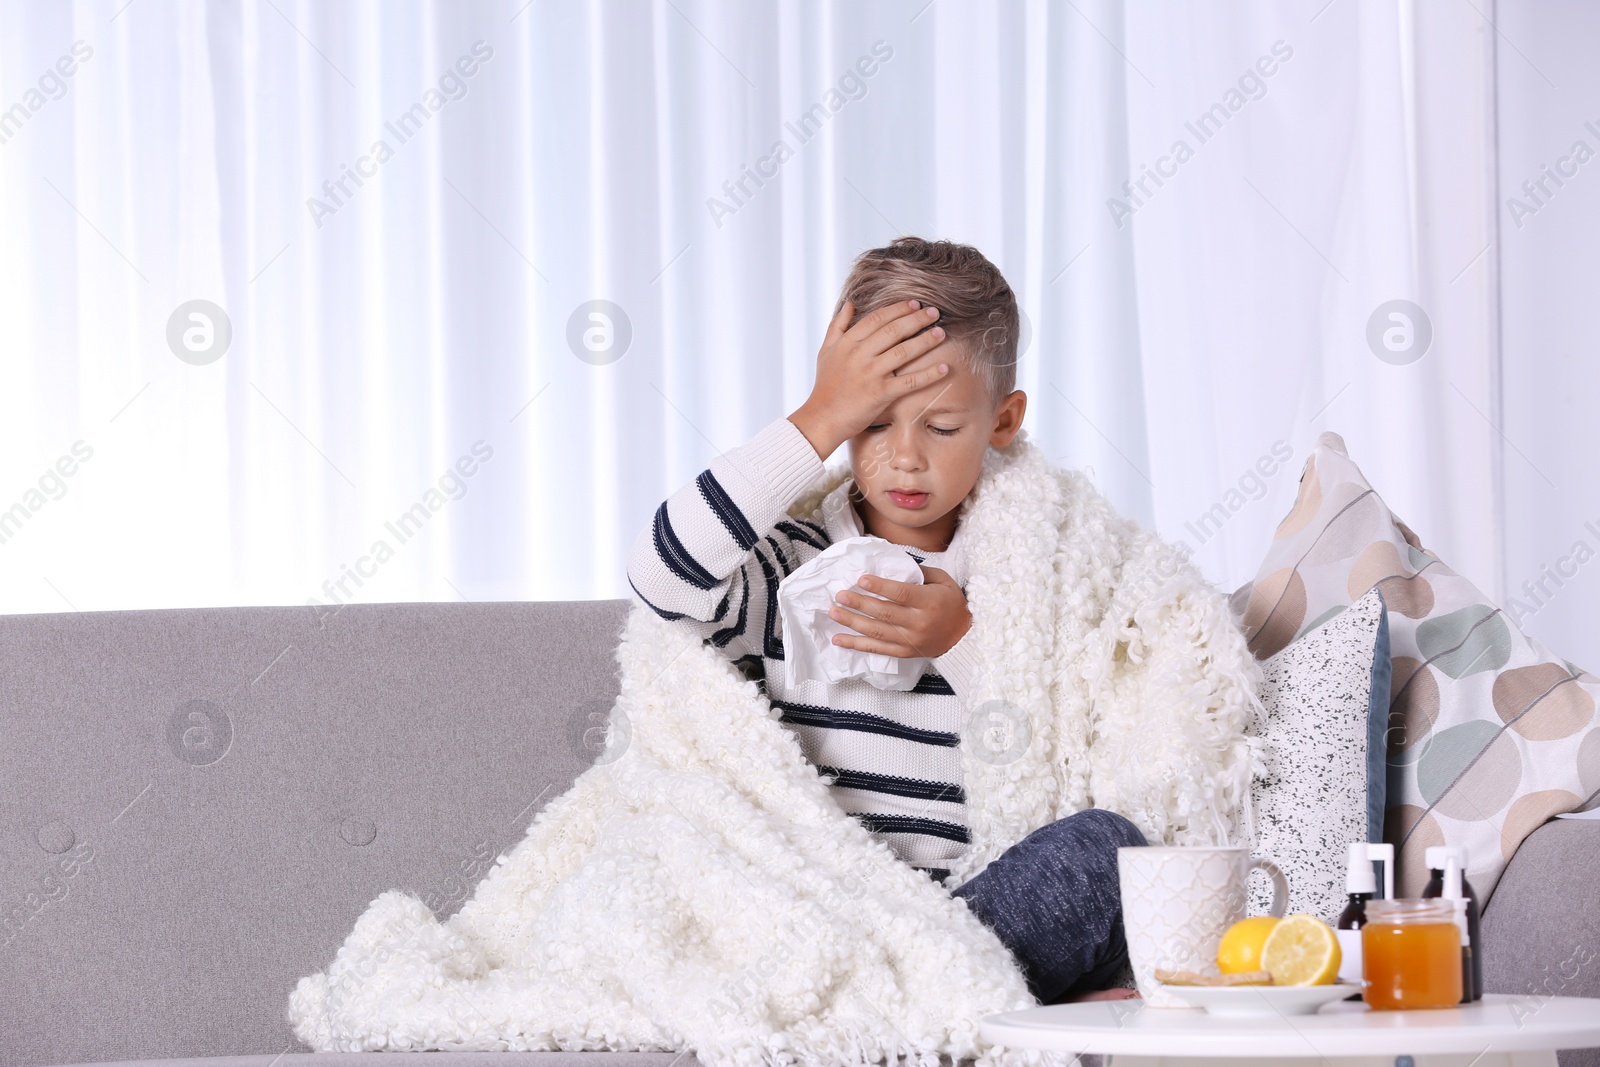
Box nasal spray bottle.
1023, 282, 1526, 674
1422, 845, 1483, 1003
1336, 842, 1394, 985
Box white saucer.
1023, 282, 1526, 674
1155, 982, 1365, 1016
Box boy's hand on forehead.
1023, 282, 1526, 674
789, 298, 953, 460
825, 565, 972, 660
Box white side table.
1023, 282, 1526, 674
980, 994, 1600, 1066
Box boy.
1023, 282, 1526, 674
627, 237, 1143, 1002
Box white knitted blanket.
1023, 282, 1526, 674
286, 428, 1261, 1066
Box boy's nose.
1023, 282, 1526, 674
888, 433, 926, 471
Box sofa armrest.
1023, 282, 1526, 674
1480, 818, 1600, 1067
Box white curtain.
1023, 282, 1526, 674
0, 0, 1590, 664
1493, 0, 1600, 671
1123, 0, 1501, 604
0, 0, 1145, 613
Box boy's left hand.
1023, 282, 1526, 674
827, 565, 971, 659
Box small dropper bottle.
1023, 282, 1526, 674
1336, 842, 1376, 985
1423, 847, 1482, 1003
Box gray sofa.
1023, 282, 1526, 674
3, 600, 1597, 1067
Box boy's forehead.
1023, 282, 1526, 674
881, 355, 986, 416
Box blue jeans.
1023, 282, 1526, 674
952, 809, 1147, 1003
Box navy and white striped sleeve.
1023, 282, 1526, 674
627, 415, 828, 660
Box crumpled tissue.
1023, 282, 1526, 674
777, 535, 930, 691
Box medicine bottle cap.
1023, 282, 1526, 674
1345, 841, 1376, 894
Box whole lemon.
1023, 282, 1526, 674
1217, 916, 1280, 974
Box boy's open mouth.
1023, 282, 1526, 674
886, 488, 929, 509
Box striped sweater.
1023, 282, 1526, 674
626, 415, 987, 881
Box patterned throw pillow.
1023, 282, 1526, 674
1234, 432, 1600, 900
1248, 588, 1390, 923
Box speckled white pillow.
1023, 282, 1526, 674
1248, 588, 1389, 923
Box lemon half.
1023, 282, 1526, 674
1259, 913, 1342, 986
1217, 916, 1280, 975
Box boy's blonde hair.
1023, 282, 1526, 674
833, 236, 1020, 409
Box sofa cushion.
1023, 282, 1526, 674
0, 600, 631, 1067
1247, 588, 1389, 923
1234, 432, 1600, 902
1479, 818, 1600, 1067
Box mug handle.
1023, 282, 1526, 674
1250, 857, 1289, 917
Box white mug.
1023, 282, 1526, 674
1117, 845, 1289, 1008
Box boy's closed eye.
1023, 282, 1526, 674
864, 422, 962, 436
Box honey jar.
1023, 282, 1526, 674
1362, 898, 1464, 1010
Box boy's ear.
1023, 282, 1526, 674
988, 390, 1027, 448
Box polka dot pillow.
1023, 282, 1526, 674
1233, 432, 1600, 900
